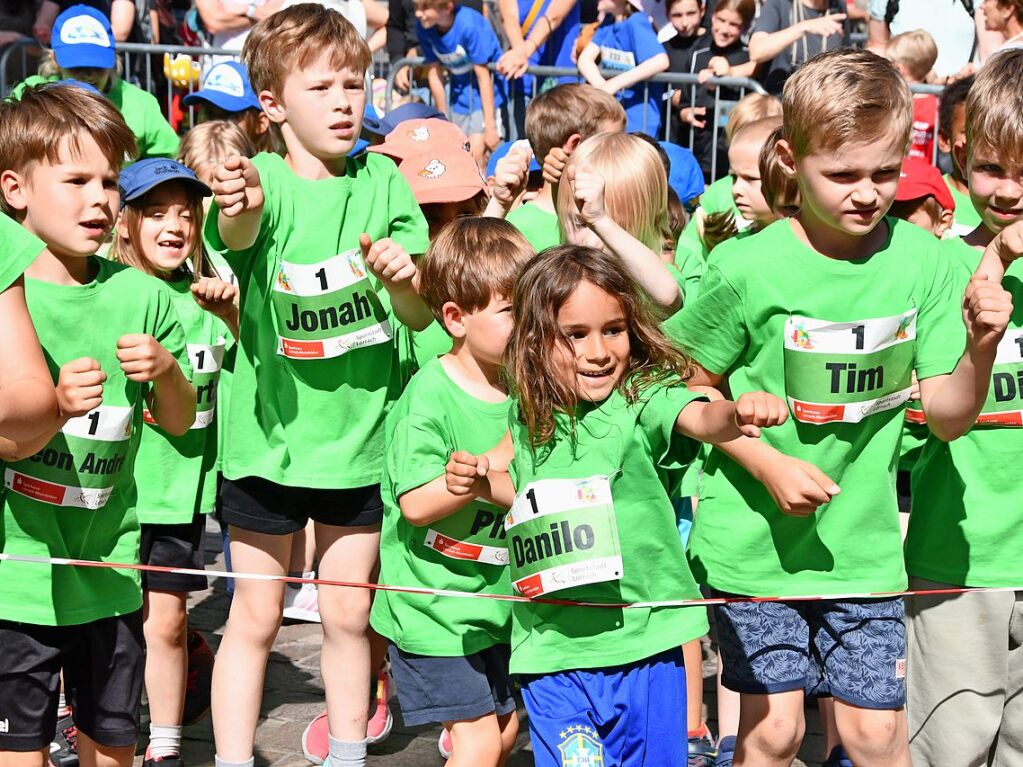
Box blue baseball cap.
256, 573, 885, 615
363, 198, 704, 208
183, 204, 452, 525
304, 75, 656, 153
52, 5, 116, 71
119, 158, 212, 209
182, 62, 261, 112
46, 78, 104, 98
658, 141, 705, 206
363, 102, 446, 136
486, 140, 541, 177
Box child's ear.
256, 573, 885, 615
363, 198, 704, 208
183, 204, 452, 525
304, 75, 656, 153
563, 133, 584, 153
775, 138, 798, 179
259, 90, 286, 125
115, 212, 130, 240
937, 130, 952, 155
952, 139, 968, 177
0, 169, 28, 212
935, 207, 955, 240
441, 301, 466, 338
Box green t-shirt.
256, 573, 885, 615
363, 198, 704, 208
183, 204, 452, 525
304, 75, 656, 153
1, 214, 42, 290
506, 201, 560, 252
944, 174, 982, 237
371, 357, 512, 655
905, 236, 1023, 587
204, 151, 431, 489
506, 384, 710, 675
675, 219, 964, 596
671, 234, 706, 305
10, 76, 179, 160
0, 257, 189, 625
676, 176, 738, 263
134, 278, 230, 524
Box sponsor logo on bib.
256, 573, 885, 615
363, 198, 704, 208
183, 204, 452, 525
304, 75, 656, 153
425, 505, 510, 566
977, 327, 1023, 427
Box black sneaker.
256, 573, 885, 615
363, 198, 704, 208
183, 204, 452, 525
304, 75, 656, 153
182, 628, 213, 726
142, 752, 184, 767
48, 712, 78, 767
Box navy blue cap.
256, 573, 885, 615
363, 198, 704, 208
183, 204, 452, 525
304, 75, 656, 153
363, 102, 446, 136
182, 62, 261, 112
52, 5, 116, 71
658, 141, 705, 206
119, 158, 212, 209
45, 78, 104, 97
486, 140, 541, 177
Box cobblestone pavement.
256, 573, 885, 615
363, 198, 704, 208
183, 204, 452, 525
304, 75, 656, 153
135, 520, 824, 766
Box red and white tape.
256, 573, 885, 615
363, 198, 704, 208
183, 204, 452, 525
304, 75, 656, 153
1, 552, 1019, 609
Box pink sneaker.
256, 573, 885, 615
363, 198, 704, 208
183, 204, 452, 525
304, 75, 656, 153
438, 727, 452, 760
301, 669, 392, 764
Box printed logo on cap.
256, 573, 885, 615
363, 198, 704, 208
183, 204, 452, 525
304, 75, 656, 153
407, 126, 431, 142
205, 65, 245, 98
60, 15, 111, 47
418, 159, 446, 179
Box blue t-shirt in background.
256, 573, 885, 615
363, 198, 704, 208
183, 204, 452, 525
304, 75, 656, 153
592, 12, 667, 137
418, 6, 507, 114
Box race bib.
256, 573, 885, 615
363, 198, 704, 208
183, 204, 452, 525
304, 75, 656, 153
600, 46, 635, 71
784, 310, 916, 424
424, 503, 509, 566
272, 250, 392, 360
505, 476, 623, 598
436, 45, 472, 75
5, 405, 134, 510
143, 340, 226, 429
977, 327, 1023, 427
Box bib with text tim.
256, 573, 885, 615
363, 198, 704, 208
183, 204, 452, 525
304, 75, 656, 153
784, 310, 917, 425
272, 249, 392, 360
505, 476, 623, 598
5, 405, 134, 510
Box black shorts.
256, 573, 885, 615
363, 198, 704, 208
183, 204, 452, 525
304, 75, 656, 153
219, 475, 384, 535
388, 643, 517, 727
0, 611, 144, 751
140, 515, 208, 593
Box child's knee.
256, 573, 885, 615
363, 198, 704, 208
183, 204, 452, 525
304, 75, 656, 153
744, 714, 805, 760
319, 588, 372, 636
228, 590, 284, 640
838, 707, 906, 758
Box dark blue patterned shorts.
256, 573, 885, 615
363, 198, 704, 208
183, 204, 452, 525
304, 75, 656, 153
715, 596, 906, 709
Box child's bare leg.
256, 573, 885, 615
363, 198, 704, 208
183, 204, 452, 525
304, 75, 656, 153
715, 655, 741, 740
817, 697, 842, 758
0, 750, 47, 767
833, 701, 910, 767
211, 526, 291, 761
496, 710, 519, 766
682, 638, 705, 732
734, 690, 805, 767
76, 732, 134, 767
315, 522, 380, 743
143, 590, 189, 730
289, 520, 315, 575
446, 714, 504, 767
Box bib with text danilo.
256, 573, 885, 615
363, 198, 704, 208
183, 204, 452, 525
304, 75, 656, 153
272, 249, 392, 360
784, 310, 917, 425
4, 405, 134, 509
977, 325, 1023, 427
144, 340, 226, 429
505, 476, 623, 598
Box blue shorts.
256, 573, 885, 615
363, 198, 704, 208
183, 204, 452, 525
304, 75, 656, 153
520, 647, 687, 767
715, 596, 906, 709
387, 643, 516, 727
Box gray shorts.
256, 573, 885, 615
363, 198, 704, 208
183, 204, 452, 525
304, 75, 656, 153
451, 107, 506, 139
388, 643, 517, 726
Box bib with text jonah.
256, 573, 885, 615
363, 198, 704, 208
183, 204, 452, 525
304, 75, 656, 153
425, 502, 510, 567
505, 476, 622, 598
4, 405, 134, 509
784, 310, 917, 425
272, 250, 392, 360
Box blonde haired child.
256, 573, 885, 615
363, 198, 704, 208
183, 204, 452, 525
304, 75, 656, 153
110, 158, 238, 767
887, 29, 941, 162
179, 120, 256, 189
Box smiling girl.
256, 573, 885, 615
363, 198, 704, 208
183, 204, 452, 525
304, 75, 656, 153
445, 245, 787, 767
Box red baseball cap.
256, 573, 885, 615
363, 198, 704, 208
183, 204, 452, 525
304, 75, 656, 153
367, 118, 471, 161
895, 156, 955, 212
399, 148, 488, 205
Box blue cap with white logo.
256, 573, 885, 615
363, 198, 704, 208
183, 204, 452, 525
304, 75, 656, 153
182, 61, 261, 112
363, 102, 446, 136
119, 158, 212, 210
52, 5, 116, 71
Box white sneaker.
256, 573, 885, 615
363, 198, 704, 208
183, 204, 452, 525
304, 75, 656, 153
283, 581, 321, 623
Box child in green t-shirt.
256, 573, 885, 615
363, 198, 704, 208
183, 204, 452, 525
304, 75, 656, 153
903, 49, 1023, 767
9, 5, 181, 160
110, 158, 239, 767
371, 218, 534, 765
503, 84, 625, 252
0, 83, 194, 767
203, 7, 431, 767
936, 74, 982, 238
673, 49, 1014, 766
446, 245, 788, 767
0, 214, 58, 441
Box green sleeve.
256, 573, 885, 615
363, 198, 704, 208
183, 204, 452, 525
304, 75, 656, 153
1, 216, 43, 291
151, 281, 193, 382
5, 75, 53, 101
637, 384, 706, 471
141, 100, 181, 159
914, 247, 968, 381
669, 265, 748, 376
675, 213, 706, 266
671, 237, 706, 304
388, 410, 450, 499
385, 165, 431, 256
